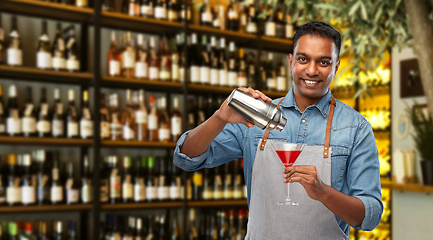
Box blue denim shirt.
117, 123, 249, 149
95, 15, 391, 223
173, 88, 383, 236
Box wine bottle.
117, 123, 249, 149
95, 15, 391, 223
285, 15, 294, 39
123, 216, 135, 240
245, 0, 257, 34
36, 88, 51, 137
122, 32, 136, 78
7, 16, 22, 67
65, 25, 80, 72
212, 5, 220, 29
192, 170, 202, 201
66, 89, 79, 138
176, 33, 185, 83
233, 159, 243, 199
189, 33, 200, 84
158, 35, 171, 81
200, 35, 210, 85
65, 162, 80, 205
202, 168, 213, 200
52, 23, 66, 71
227, 41, 238, 87
171, 38, 180, 82
246, 52, 256, 88
217, 211, 227, 240
167, 0, 178, 22
179, 0, 191, 23
266, 53, 276, 91
8, 222, 18, 240
76, 0, 88, 7
148, 95, 159, 142
100, 157, 109, 204
20, 154, 36, 206
35, 150, 50, 205
128, 0, 140, 16
157, 157, 169, 201
223, 162, 233, 200
36, 20, 52, 70
21, 222, 37, 240
122, 156, 133, 203
0, 85, 5, 135
121, 89, 136, 141
227, 1, 239, 31
140, 0, 154, 18
50, 153, 63, 204
238, 2, 247, 32
52, 221, 63, 240
6, 85, 21, 136
265, 6, 276, 37
136, 218, 144, 240
108, 31, 121, 77
80, 90, 93, 139
21, 87, 36, 137
170, 213, 179, 240
218, 38, 228, 86
227, 210, 236, 239
237, 209, 246, 239
133, 157, 146, 202
66, 221, 77, 240
169, 161, 181, 201
109, 93, 122, 140
154, 0, 167, 20
200, 0, 213, 27
135, 34, 148, 79
188, 209, 198, 240
0, 14, 6, 64
257, 3, 267, 36
81, 155, 93, 203
276, 56, 287, 92
209, 36, 219, 86
275, 5, 285, 39
146, 156, 157, 202
6, 155, 21, 206
238, 48, 247, 87
52, 88, 65, 137
37, 221, 49, 240
170, 97, 182, 142
157, 97, 170, 143
196, 96, 206, 126
102, 0, 115, 11
100, 93, 110, 140
108, 156, 121, 204
158, 215, 167, 240
135, 90, 148, 141
148, 37, 160, 80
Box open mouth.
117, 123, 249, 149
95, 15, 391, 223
302, 79, 322, 85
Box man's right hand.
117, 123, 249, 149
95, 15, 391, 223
216, 87, 273, 128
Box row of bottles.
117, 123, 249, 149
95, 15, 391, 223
359, 107, 390, 131
107, 31, 289, 92
104, 0, 295, 39
0, 220, 77, 240
0, 151, 92, 206
0, 85, 92, 138
39, 0, 89, 8
0, 16, 80, 72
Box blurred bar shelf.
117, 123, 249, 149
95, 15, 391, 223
0, 204, 93, 213
187, 200, 248, 207
188, 25, 257, 45
0, 0, 93, 22
188, 84, 235, 95
381, 180, 433, 194
101, 76, 184, 92
0, 136, 92, 146
259, 36, 293, 52
101, 11, 183, 33
101, 202, 183, 210
101, 140, 177, 148
0, 65, 93, 85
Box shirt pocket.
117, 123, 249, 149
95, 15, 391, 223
330, 145, 350, 184
254, 135, 288, 147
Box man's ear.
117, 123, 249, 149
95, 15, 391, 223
288, 54, 293, 73
334, 59, 340, 75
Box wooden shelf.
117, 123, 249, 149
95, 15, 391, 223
188, 84, 235, 95
101, 140, 177, 148
381, 180, 433, 194
187, 200, 248, 207
262, 90, 286, 99
259, 36, 293, 52
0, 65, 93, 85
101, 11, 183, 33
188, 25, 257, 45
101, 201, 183, 210
0, 136, 93, 146
0, 204, 93, 213
0, 0, 93, 22
101, 76, 184, 92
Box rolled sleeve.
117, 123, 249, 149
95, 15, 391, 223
347, 121, 383, 231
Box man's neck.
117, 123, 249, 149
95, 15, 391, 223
293, 91, 327, 112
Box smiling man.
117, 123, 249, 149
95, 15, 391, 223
173, 22, 383, 239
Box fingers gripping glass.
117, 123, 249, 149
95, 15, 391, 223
270, 142, 306, 206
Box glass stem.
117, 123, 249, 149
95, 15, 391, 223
287, 182, 291, 201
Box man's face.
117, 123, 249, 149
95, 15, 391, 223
288, 35, 340, 100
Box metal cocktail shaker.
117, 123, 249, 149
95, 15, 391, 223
227, 89, 287, 131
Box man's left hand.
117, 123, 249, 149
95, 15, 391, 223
283, 165, 329, 201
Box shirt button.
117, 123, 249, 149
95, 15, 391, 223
302, 119, 306, 123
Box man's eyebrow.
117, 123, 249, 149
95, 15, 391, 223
296, 52, 332, 60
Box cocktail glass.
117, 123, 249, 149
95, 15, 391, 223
270, 142, 306, 206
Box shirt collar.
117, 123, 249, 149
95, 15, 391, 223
280, 87, 332, 118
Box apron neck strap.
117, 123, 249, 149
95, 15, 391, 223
260, 98, 285, 150
259, 95, 337, 155
323, 95, 336, 158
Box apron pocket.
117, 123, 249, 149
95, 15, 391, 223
314, 143, 350, 184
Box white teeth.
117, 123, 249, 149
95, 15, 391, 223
304, 80, 318, 84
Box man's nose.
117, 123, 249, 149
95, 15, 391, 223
305, 62, 319, 77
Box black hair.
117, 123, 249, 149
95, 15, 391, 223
292, 22, 341, 57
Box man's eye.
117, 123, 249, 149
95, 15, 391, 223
320, 61, 331, 66
297, 57, 307, 62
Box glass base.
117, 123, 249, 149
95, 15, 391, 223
276, 200, 298, 206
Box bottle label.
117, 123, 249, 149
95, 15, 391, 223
6, 186, 21, 203
172, 63, 179, 81
169, 185, 181, 199
149, 66, 159, 80
81, 183, 93, 203
200, 66, 210, 84
0, 124, 5, 133
67, 188, 80, 203
22, 117, 36, 133
228, 71, 238, 87
158, 128, 170, 141
7, 117, 22, 134
179, 67, 185, 82
265, 22, 276, 37
240, 14, 247, 26
146, 186, 157, 200
234, 189, 243, 199
109, 60, 121, 76
37, 51, 52, 69
52, 57, 66, 70
238, 75, 247, 87
110, 122, 122, 136
100, 179, 109, 202
159, 69, 171, 80
277, 76, 287, 91
7, 48, 22, 65
228, 10, 238, 19
66, 58, 80, 71
110, 175, 121, 198
134, 180, 146, 201
101, 121, 110, 138
243, 185, 248, 199
267, 78, 276, 89
141, 5, 154, 16
168, 10, 178, 21
135, 61, 148, 78
246, 22, 258, 33
123, 125, 135, 140
135, 110, 148, 124
67, 122, 79, 137
52, 119, 64, 137
157, 186, 169, 200
21, 186, 36, 204
201, 12, 212, 22
286, 24, 294, 38
80, 119, 93, 138
51, 186, 63, 202
148, 115, 158, 130
122, 182, 133, 199
210, 69, 219, 85
203, 189, 213, 200
190, 66, 200, 83
37, 120, 51, 133
171, 117, 182, 136
213, 189, 223, 200
37, 175, 49, 202
213, 17, 220, 28
154, 6, 167, 19
224, 190, 233, 199
123, 50, 135, 69
219, 69, 228, 86
76, 0, 88, 7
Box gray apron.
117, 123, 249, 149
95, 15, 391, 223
245, 96, 348, 240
